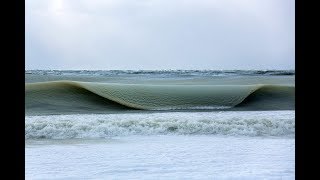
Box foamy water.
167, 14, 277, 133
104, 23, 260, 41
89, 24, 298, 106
26, 111, 295, 179
26, 111, 294, 139
26, 135, 294, 180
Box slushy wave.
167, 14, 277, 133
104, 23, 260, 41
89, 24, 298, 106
25, 81, 295, 115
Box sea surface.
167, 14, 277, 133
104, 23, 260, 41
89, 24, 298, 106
25, 70, 295, 179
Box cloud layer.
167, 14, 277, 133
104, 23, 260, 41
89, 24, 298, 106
26, 0, 295, 70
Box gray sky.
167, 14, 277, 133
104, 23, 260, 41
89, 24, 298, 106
26, 0, 295, 70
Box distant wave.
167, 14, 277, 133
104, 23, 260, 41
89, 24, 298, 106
25, 111, 295, 139
25, 81, 294, 115
25, 70, 295, 77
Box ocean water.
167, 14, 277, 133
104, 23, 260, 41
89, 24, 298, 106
25, 70, 295, 179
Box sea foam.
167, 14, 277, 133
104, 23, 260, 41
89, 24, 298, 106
25, 111, 294, 139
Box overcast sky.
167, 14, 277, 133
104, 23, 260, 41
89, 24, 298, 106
26, 0, 294, 70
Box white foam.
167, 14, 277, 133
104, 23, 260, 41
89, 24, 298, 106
25, 111, 295, 139
26, 135, 295, 179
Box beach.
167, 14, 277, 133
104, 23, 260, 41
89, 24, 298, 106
25, 70, 295, 179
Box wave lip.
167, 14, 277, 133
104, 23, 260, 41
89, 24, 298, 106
25, 111, 295, 139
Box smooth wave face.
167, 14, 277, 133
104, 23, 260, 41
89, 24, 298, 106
25, 81, 294, 115
25, 111, 295, 139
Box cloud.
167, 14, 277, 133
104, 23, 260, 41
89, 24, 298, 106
26, 0, 294, 70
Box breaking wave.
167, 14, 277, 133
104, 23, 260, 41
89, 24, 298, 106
25, 111, 295, 139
